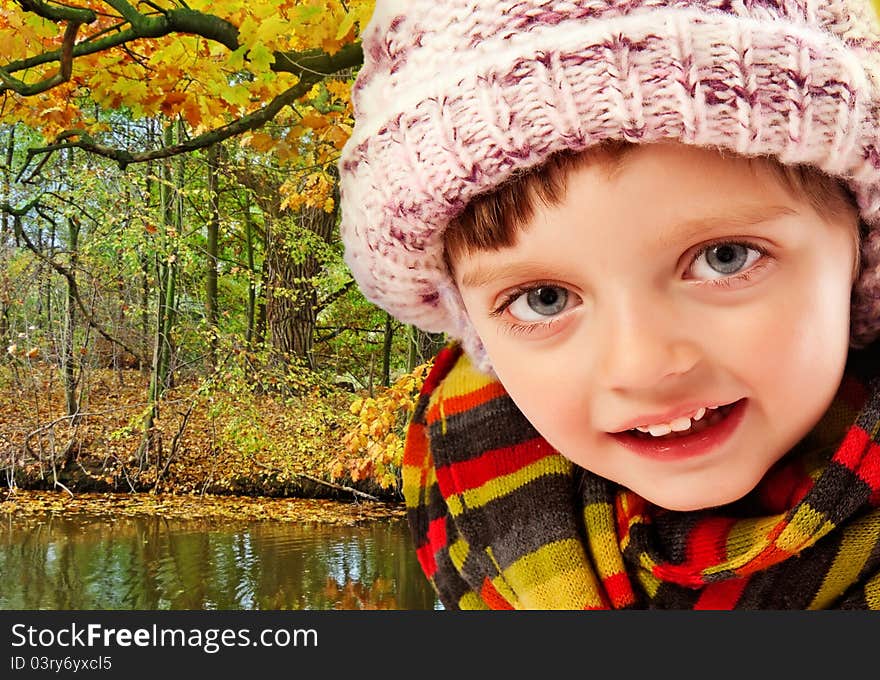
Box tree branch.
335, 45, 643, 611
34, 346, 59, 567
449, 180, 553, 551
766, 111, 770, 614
0, 18, 83, 96
3, 204, 144, 362
252, 459, 380, 501
7, 4, 240, 81
19, 41, 363, 171
316, 279, 355, 315
16, 0, 95, 23
6, 3, 360, 81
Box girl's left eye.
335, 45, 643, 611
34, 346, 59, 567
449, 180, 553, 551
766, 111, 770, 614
687, 242, 766, 281
497, 285, 575, 322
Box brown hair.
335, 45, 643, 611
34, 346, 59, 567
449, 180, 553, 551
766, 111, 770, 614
444, 142, 862, 276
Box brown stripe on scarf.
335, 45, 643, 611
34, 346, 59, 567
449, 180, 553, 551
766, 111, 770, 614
427, 394, 544, 463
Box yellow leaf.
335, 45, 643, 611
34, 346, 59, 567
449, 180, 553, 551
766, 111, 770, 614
336, 11, 358, 40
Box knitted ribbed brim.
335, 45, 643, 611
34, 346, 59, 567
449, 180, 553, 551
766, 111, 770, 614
339, 0, 880, 373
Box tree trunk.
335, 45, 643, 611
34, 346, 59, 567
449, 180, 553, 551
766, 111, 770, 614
254, 219, 269, 348
235, 162, 339, 371
61, 217, 80, 418
141, 153, 154, 372
139, 251, 150, 372
382, 312, 393, 387
0, 126, 13, 345
1, 125, 12, 239
244, 196, 257, 346
265, 202, 338, 370
142, 123, 179, 462
205, 143, 220, 371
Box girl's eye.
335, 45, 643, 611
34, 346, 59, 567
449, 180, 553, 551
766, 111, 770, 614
688, 242, 764, 280
506, 286, 570, 322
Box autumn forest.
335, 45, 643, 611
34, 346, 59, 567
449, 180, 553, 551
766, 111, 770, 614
0, 0, 438, 509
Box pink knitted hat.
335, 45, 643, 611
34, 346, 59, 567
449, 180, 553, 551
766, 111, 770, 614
339, 0, 880, 373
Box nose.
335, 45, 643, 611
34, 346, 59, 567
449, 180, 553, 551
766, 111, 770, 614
595, 291, 702, 392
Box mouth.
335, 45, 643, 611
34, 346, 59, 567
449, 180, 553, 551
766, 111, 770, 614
608, 398, 748, 461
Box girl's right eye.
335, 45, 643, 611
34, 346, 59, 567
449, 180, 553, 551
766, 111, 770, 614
495, 285, 575, 322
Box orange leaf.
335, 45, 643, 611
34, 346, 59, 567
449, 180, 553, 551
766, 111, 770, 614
159, 92, 187, 116
299, 114, 328, 130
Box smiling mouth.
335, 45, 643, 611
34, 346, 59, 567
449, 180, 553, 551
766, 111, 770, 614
625, 402, 739, 440
608, 398, 748, 461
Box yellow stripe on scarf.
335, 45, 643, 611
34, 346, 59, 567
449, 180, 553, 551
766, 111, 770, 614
445, 455, 573, 516
809, 510, 880, 609
503, 539, 605, 609
864, 571, 880, 609
583, 500, 628, 584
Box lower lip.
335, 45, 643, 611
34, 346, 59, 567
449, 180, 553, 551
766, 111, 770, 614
608, 399, 748, 462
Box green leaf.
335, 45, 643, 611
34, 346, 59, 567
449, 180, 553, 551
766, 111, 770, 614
336, 12, 357, 40
295, 6, 323, 23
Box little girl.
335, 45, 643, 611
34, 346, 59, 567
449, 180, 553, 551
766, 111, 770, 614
339, 0, 880, 609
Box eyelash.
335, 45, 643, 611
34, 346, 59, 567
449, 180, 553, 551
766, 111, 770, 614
490, 240, 771, 333
499, 316, 563, 337
685, 239, 771, 287
490, 281, 563, 320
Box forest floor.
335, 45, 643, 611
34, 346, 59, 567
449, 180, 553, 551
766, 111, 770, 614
0, 364, 405, 523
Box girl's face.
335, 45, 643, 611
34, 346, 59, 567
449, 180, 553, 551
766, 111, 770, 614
452, 143, 859, 511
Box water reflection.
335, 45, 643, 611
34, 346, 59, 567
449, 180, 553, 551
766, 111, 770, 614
0, 513, 440, 610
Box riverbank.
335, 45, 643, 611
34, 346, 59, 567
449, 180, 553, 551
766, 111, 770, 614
1, 488, 406, 525
1, 364, 408, 504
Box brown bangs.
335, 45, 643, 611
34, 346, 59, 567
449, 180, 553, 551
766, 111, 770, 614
443, 142, 861, 278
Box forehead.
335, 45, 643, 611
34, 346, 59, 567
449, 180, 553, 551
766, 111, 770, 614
452, 144, 803, 279
445, 141, 849, 269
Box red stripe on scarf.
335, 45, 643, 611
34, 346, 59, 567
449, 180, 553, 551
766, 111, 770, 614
685, 516, 738, 573
435, 438, 558, 495
421, 345, 462, 396
602, 571, 636, 609
735, 520, 791, 575
759, 456, 811, 513
480, 578, 514, 609
860, 441, 880, 499
402, 420, 427, 467
653, 517, 737, 585
835, 428, 880, 499
426, 382, 509, 422
658, 516, 792, 585
693, 578, 748, 610
415, 543, 436, 579
835, 427, 871, 472
415, 516, 448, 579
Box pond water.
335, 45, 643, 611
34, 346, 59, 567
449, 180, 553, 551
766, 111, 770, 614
0, 513, 441, 610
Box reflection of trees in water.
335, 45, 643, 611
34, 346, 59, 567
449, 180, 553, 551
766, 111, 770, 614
324, 575, 399, 610
0, 514, 437, 610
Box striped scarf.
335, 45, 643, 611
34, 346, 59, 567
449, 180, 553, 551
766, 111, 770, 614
402, 344, 880, 609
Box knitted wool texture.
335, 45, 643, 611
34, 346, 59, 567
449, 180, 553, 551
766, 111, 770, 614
403, 343, 880, 609
339, 0, 880, 373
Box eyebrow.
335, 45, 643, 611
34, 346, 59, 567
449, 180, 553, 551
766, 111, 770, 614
457, 204, 798, 289
458, 261, 561, 289
654, 204, 798, 249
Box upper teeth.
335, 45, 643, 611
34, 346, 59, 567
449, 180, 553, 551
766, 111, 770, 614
635, 406, 717, 436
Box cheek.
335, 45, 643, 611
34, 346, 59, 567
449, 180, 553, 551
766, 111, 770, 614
714, 256, 852, 401
504, 380, 589, 453
480, 342, 588, 443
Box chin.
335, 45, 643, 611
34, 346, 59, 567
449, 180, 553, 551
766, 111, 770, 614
635, 478, 760, 512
